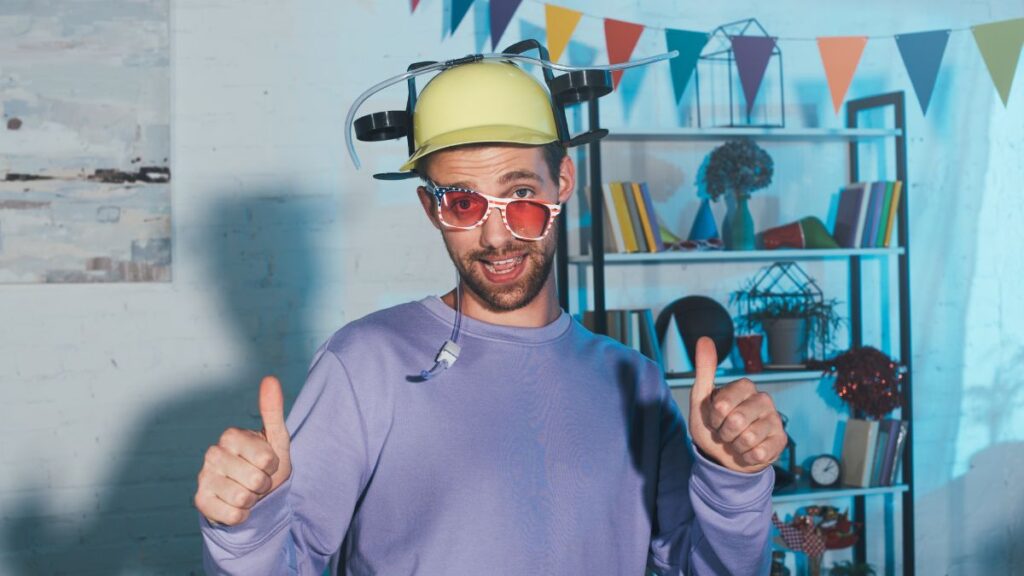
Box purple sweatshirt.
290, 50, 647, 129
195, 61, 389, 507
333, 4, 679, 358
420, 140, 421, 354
200, 296, 773, 575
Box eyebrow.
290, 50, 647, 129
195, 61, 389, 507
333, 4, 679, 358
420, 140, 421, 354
442, 169, 544, 190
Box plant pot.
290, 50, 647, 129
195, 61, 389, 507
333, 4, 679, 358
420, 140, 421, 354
763, 317, 808, 365
723, 193, 756, 250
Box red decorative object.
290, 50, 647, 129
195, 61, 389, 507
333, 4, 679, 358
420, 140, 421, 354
809, 346, 903, 419
760, 220, 804, 249
773, 506, 862, 575
736, 334, 765, 373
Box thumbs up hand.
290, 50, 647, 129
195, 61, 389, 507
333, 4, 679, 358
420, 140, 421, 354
194, 376, 293, 526
688, 337, 787, 474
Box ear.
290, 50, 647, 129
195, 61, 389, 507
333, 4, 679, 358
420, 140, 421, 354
416, 186, 442, 230
556, 154, 576, 205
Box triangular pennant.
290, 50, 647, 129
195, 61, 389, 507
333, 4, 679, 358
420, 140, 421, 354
545, 4, 582, 63
451, 0, 475, 36
972, 18, 1024, 106
730, 36, 777, 114
411, 0, 421, 13
490, 0, 524, 50
895, 30, 950, 114
665, 28, 709, 104
604, 18, 645, 89
817, 36, 868, 114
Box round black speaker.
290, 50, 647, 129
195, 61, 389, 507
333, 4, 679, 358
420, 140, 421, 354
655, 296, 734, 367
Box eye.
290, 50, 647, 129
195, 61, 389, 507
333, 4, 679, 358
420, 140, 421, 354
512, 188, 535, 199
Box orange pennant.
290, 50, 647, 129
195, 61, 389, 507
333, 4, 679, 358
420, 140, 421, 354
604, 18, 645, 89
817, 36, 868, 113
545, 4, 583, 63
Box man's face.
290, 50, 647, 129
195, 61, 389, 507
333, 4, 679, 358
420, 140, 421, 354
417, 145, 575, 313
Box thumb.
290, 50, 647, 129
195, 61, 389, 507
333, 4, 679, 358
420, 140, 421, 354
259, 375, 289, 452
690, 337, 718, 418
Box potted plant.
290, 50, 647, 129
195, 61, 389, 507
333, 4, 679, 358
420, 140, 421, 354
730, 262, 844, 366
827, 561, 877, 576
696, 137, 774, 250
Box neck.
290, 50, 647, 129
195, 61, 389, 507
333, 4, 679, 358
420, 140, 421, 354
440, 276, 561, 328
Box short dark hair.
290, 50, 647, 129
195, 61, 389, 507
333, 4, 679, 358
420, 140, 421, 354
417, 141, 567, 185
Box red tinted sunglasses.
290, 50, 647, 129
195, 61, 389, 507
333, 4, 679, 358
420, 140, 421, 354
425, 179, 562, 241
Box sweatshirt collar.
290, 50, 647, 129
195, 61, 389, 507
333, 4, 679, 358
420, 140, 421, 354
418, 295, 572, 345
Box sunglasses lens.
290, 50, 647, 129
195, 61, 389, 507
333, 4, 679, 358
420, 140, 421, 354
506, 200, 551, 239
440, 190, 488, 227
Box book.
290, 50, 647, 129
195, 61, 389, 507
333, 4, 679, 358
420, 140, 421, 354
621, 182, 649, 252
861, 181, 887, 248
875, 182, 894, 247
631, 182, 659, 252
600, 183, 624, 253
886, 420, 909, 486
638, 183, 666, 252
869, 422, 891, 486
882, 180, 903, 247
876, 419, 903, 486
841, 418, 879, 488
852, 182, 873, 248
610, 182, 639, 253
833, 183, 865, 248
628, 310, 642, 353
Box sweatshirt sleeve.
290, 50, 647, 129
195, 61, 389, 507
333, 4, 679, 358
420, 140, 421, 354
200, 345, 381, 575
648, 388, 774, 576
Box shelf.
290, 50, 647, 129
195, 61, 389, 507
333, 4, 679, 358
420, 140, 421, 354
569, 247, 904, 265
667, 368, 825, 388
603, 127, 903, 142
772, 483, 909, 504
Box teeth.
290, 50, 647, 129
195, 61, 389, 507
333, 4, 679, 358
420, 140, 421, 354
483, 256, 524, 275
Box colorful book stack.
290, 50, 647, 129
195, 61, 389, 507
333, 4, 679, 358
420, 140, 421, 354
840, 418, 909, 488
832, 181, 903, 249
581, 308, 664, 367
600, 182, 668, 253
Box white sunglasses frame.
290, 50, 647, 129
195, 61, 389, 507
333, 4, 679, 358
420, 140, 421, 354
424, 179, 562, 241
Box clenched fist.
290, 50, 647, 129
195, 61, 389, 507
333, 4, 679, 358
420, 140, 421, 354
688, 337, 787, 474
194, 376, 292, 526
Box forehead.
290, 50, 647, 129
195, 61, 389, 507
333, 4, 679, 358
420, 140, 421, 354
422, 145, 548, 185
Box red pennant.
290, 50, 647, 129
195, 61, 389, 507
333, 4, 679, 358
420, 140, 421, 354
604, 18, 645, 89
411, 0, 420, 12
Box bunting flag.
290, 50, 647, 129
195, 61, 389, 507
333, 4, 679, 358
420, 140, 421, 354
411, 0, 421, 13
731, 35, 777, 114
817, 36, 868, 113
450, 0, 475, 36
604, 18, 645, 89
971, 18, 1024, 106
490, 0, 524, 50
664, 29, 709, 104
895, 30, 950, 114
545, 4, 582, 63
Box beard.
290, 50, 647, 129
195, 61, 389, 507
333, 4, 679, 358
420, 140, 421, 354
444, 227, 557, 313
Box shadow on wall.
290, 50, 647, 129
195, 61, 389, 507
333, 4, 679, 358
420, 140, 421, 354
2, 191, 334, 574
915, 441, 1024, 575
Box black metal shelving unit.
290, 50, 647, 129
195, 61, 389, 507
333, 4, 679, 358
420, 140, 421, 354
556, 93, 914, 575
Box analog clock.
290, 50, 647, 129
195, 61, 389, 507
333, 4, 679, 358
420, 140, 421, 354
809, 454, 841, 488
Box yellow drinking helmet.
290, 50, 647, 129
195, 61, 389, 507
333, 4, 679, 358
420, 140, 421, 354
398, 61, 559, 173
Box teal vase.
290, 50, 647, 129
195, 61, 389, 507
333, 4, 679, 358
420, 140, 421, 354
724, 193, 756, 250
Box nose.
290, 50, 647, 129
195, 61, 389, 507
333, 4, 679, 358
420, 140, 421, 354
479, 205, 513, 248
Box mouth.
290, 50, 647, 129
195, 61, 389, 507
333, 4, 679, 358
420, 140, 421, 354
478, 254, 527, 283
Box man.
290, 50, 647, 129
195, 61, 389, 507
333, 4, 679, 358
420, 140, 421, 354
195, 59, 787, 575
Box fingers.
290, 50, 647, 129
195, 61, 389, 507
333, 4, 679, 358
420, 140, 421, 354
732, 429, 788, 468
218, 427, 280, 477
204, 444, 273, 494
690, 337, 719, 410
259, 376, 290, 454
194, 471, 254, 526
707, 378, 759, 431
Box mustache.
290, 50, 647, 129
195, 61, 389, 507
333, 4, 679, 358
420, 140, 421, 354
467, 245, 540, 261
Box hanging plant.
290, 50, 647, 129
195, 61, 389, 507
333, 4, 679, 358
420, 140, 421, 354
697, 137, 774, 201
